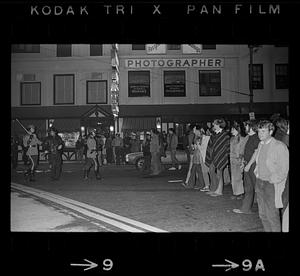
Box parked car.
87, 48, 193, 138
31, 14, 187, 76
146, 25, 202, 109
125, 150, 188, 170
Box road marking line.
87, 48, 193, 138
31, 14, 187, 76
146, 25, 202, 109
11, 182, 167, 233
11, 183, 143, 232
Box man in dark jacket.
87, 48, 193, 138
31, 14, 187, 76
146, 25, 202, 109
43, 127, 64, 181
167, 128, 181, 170
233, 120, 260, 214
142, 132, 151, 174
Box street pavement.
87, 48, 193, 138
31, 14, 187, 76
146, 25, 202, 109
10, 161, 264, 232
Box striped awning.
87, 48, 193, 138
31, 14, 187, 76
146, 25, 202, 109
122, 117, 156, 132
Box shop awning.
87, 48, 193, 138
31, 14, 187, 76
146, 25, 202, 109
11, 105, 113, 119
122, 117, 156, 132
51, 118, 81, 132
119, 102, 288, 117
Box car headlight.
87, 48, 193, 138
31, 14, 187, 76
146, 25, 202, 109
125, 154, 129, 162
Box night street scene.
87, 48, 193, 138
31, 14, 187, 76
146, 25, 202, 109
11, 44, 289, 233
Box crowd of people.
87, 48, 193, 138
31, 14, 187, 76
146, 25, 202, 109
11, 114, 289, 232
179, 116, 289, 232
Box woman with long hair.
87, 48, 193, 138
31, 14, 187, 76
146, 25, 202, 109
230, 121, 247, 199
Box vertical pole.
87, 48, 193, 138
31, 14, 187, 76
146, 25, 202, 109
249, 45, 254, 113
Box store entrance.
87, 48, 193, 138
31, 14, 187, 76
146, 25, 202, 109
80, 105, 115, 137
81, 117, 114, 137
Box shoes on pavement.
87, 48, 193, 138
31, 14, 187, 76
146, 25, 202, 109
200, 187, 210, 192
178, 165, 182, 170
236, 195, 244, 200
193, 187, 201, 190
206, 191, 215, 195
210, 193, 223, 197
181, 182, 188, 188
233, 209, 254, 214
168, 167, 176, 171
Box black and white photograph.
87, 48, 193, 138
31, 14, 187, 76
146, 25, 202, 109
6, 0, 296, 275
10, 43, 289, 233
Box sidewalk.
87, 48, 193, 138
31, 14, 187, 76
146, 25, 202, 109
10, 190, 109, 232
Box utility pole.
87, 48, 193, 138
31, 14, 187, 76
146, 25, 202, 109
249, 45, 254, 113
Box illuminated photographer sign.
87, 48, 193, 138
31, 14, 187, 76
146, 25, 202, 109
125, 58, 224, 68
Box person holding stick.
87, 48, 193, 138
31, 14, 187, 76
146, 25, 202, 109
22, 124, 42, 182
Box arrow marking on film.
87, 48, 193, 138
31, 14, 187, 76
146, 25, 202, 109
70, 259, 98, 271
212, 259, 239, 272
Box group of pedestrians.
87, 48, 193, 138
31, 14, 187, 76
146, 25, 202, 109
140, 128, 182, 176
12, 114, 290, 232
180, 116, 289, 232
75, 131, 145, 166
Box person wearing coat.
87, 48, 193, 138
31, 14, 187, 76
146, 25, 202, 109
229, 122, 248, 199
205, 118, 230, 197
244, 120, 289, 232
167, 128, 181, 170
149, 128, 162, 176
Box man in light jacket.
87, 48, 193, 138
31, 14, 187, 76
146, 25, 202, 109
244, 120, 289, 232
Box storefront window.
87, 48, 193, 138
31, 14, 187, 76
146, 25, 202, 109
164, 71, 186, 97
128, 71, 150, 97
58, 132, 80, 148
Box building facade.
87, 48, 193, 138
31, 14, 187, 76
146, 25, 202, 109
11, 44, 289, 156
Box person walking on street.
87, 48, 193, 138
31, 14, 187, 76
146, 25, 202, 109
83, 130, 101, 180
199, 130, 211, 192
43, 127, 64, 181
182, 136, 206, 189
112, 133, 124, 165
229, 122, 247, 200
22, 125, 42, 182
11, 135, 19, 169
183, 130, 191, 166
244, 120, 289, 232
149, 128, 162, 176
167, 128, 181, 171
141, 132, 152, 175
130, 133, 141, 153
205, 118, 230, 197
123, 132, 131, 153
184, 125, 200, 184
95, 133, 104, 166
105, 134, 114, 164
75, 135, 84, 161
233, 120, 260, 214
